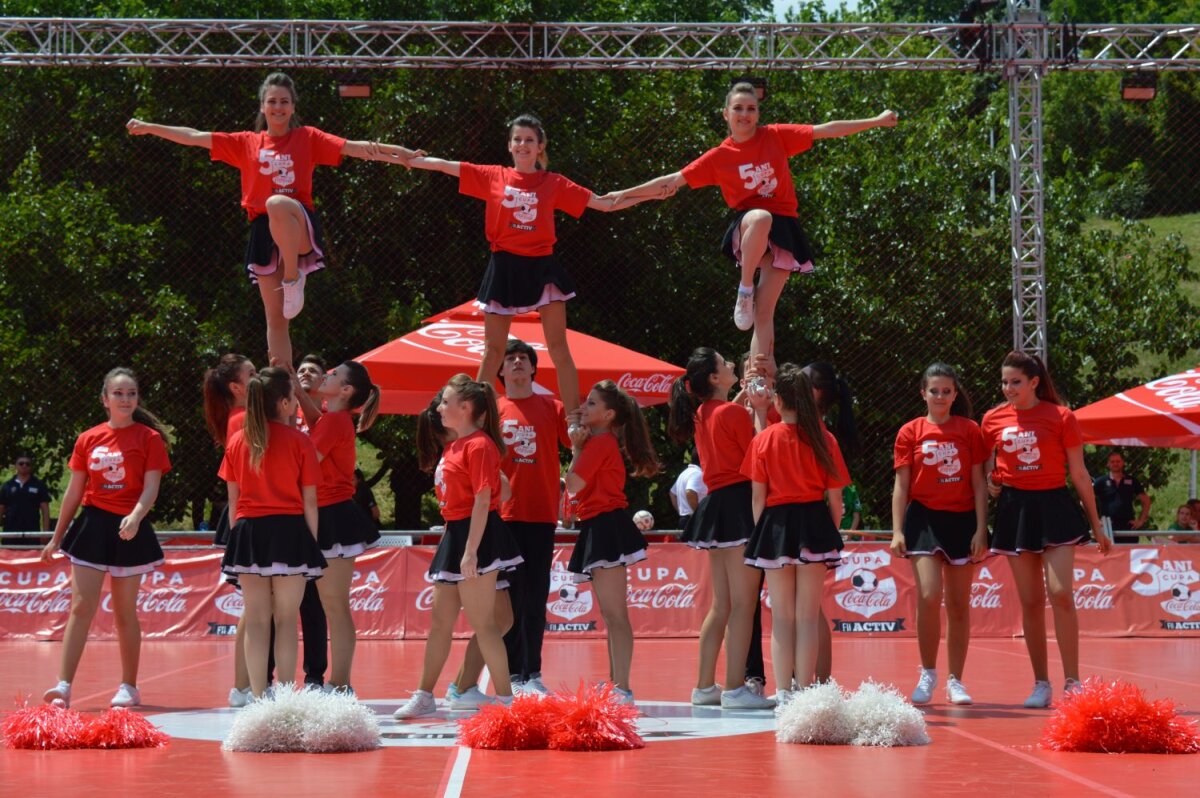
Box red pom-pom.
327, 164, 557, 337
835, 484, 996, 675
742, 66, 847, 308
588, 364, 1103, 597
1041, 678, 1200, 754
543, 683, 644, 752
2, 703, 88, 750
457, 695, 556, 750
77, 708, 170, 750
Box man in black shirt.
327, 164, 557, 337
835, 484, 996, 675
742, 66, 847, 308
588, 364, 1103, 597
0, 455, 52, 545
1092, 452, 1151, 544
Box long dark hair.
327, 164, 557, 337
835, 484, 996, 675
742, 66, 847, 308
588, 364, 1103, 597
243, 367, 292, 472
254, 72, 302, 132
667, 347, 722, 443
507, 113, 549, 170
445, 374, 504, 452
101, 368, 171, 446
416, 389, 447, 473
1001, 351, 1063, 405
922, 362, 973, 418
591, 380, 661, 477
340, 360, 381, 432
203, 353, 250, 446
775, 364, 837, 477
802, 361, 859, 458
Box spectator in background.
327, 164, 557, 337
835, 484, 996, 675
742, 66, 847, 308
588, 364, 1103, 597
1168, 503, 1195, 544
841, 481, 864, 535
1188, 499, 1200, 528
1, 454, 52, 545
1092, 451, 1151, 544
670, 461, 708, 521
353, 468, 381, 531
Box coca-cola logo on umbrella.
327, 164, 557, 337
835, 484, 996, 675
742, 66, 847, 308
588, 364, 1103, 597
616, 372, 676, 397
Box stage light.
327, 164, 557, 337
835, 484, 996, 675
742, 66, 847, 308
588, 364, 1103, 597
1120, 72, 1157, 102
338, 74, 371, 99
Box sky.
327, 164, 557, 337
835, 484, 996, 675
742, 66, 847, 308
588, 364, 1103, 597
774, 0, 863, 17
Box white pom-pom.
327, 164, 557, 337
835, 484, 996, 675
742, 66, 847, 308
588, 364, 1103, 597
223, 683, 381, 753
843, 681, 930, 747
775, 680, 854, 745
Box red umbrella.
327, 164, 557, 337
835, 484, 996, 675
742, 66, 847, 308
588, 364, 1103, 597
356, 301, 683, 415
1075, 367, 1200, 449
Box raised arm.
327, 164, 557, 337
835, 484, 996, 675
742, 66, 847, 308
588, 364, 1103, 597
126, 119, 212, 149
812, 110, 898, 140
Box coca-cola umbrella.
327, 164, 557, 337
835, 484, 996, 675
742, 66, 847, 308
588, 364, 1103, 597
1074, 367, 1200, 449
356, 300, 684, 415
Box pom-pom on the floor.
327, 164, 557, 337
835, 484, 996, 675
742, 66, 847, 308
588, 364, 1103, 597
457, 695, 555, 750
1040, 678, 1200, 754
76, 708, 169, 749
223, 683, 380, 753
457, 683, 644, 752
2, 703, 88, 750
775, 680, 930, 747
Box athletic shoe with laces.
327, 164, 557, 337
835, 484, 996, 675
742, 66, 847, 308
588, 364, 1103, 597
946, 676, 973, 705
1063, 678, 1083, 696
450, 686, 494, 711
721, 685, 776, 710
611, 686, 635, 706
281, 273, 306, 320
1023, 680, 1052, 708
110, 683, 141, 708
394, 690, 437, 719
228, 687, 252, 708
733, 289, 755, 331
691, 684, 722, 706
772, 690, 795, 715
445, 682, 463, 703
911, 668, 938, 704
744, 677, 767, 697
523, 675, 549, 695
43, 680, 71, 708
509, 676, 527, 695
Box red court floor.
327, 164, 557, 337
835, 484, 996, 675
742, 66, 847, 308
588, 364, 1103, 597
2, 637, 1197, 797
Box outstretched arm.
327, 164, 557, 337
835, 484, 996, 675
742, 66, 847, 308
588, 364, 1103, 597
126, 119, 212, 149
812, 110, 898, 140
602, 172, 687, 208
398, 155, 461, 177
353, 141, 426, 166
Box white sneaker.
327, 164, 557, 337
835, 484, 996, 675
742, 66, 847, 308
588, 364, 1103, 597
445, 682, 463, 703
1063, 678, 1083, 696
496, 694, 514, 708
733, 289, 755, 331
691, 684, 722, 706
1023, 680, 1052, 708
523, 674, 549, 696
323, 684, 355, 697
450, 686, 494, 711
721, 685, 776, 710
394, 690, 437, 719
946, 675, 973, 705
43, 680, 71, 708
772, 690, 795, 714
911, 668, 937, 704
110, 683, 141, 708
744, 677, 767, 697
281, 273, 306, 320
509, 676, 526, 695
228, 687, 251, 708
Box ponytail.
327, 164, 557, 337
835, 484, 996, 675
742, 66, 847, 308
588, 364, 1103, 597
243, 367, 292, 472
416, 390, 447, 473
776, 364, 838, 478
1002, 351, 1063, 405
340, 360, 381, 432
592, 380, 661, 478
803, 361, 860, 458
203, 353, 250, 446
446, 374, 504, 453
667, 347, 723, 444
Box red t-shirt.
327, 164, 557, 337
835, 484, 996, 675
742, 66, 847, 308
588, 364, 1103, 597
458, 163, 592, 256
572, 432, 628, 521
435, 430, 502, 521
740, 422, 849, 506
69, 423, 171, 515
225, 407, 246, 446
210, 127, 347, 220
498, 394, 570, 524
981, 402, 1083, 491
219, 423, 321, 519
311, 410, 357, 507
680, 124, 814, 217
894, 416, 987, 512
694, 400, 754, 492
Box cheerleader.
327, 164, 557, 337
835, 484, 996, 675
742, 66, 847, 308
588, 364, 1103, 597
376, 114, 652, 414
742, 364, 849, 701
394, 376, 523, 719
306, 360, 382, 693
610, 84, 896, 367
40, 368, 171, 708
220, 367, 326, 699
890, 363, 988, 705
667, 348, 775, 710
564, 381, 661, 704
126, 72, 421, 366
981, 352, 1109, 708
202, 352, 257, 707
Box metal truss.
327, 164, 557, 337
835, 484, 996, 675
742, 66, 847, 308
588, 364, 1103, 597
0, 17, 1197, 71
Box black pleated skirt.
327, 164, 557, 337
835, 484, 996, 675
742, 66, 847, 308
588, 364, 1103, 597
61, 506, 163, 577
428, 511, 524, 584
744, 501, 843, 569
680, 481, 755, 549
567, 509, 649, 582
476, 250, 576, 312
721, 210, 815, 265
991, 486, 1089, 556
902, 500, 980, 565
317, 499, 381, 559
221, 514, 327, 584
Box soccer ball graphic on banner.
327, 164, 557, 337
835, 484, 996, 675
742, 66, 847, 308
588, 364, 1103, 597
851, 569, 879, 593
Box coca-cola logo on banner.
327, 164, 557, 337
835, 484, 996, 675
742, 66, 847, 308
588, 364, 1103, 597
831, 550, 904, 631
1129, 549, 1199, 596
627, 564, 699, 611
970, 565, 1004, 609
215, 593, 244, 618
616, 372, 675, 397
416, 571, 436, 613
349, 570, 388, 613
0, 584, 72, 614
1072, 565, 1116, 611
101, 588, 188, 614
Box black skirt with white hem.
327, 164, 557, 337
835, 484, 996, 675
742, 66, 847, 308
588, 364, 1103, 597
221, 514, 327, 584
991, 486, 1090, 556
317, 499, 381, 560
680, 481, 754, 550
244, 206, 327, 284
744, 501, 844, 569
60, 505, 163, 577
567, 509, 648, 583
428, 511, 523, 585
720, 211, 815, 267
902, 500, 980, 566
475, 250, 577, 313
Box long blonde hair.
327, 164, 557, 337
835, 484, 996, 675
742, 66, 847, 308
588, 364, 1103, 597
243, 367, 292, 472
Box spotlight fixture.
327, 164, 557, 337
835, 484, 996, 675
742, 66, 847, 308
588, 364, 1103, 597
337, 73, 371, 99
1120, 72, 1157, 102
